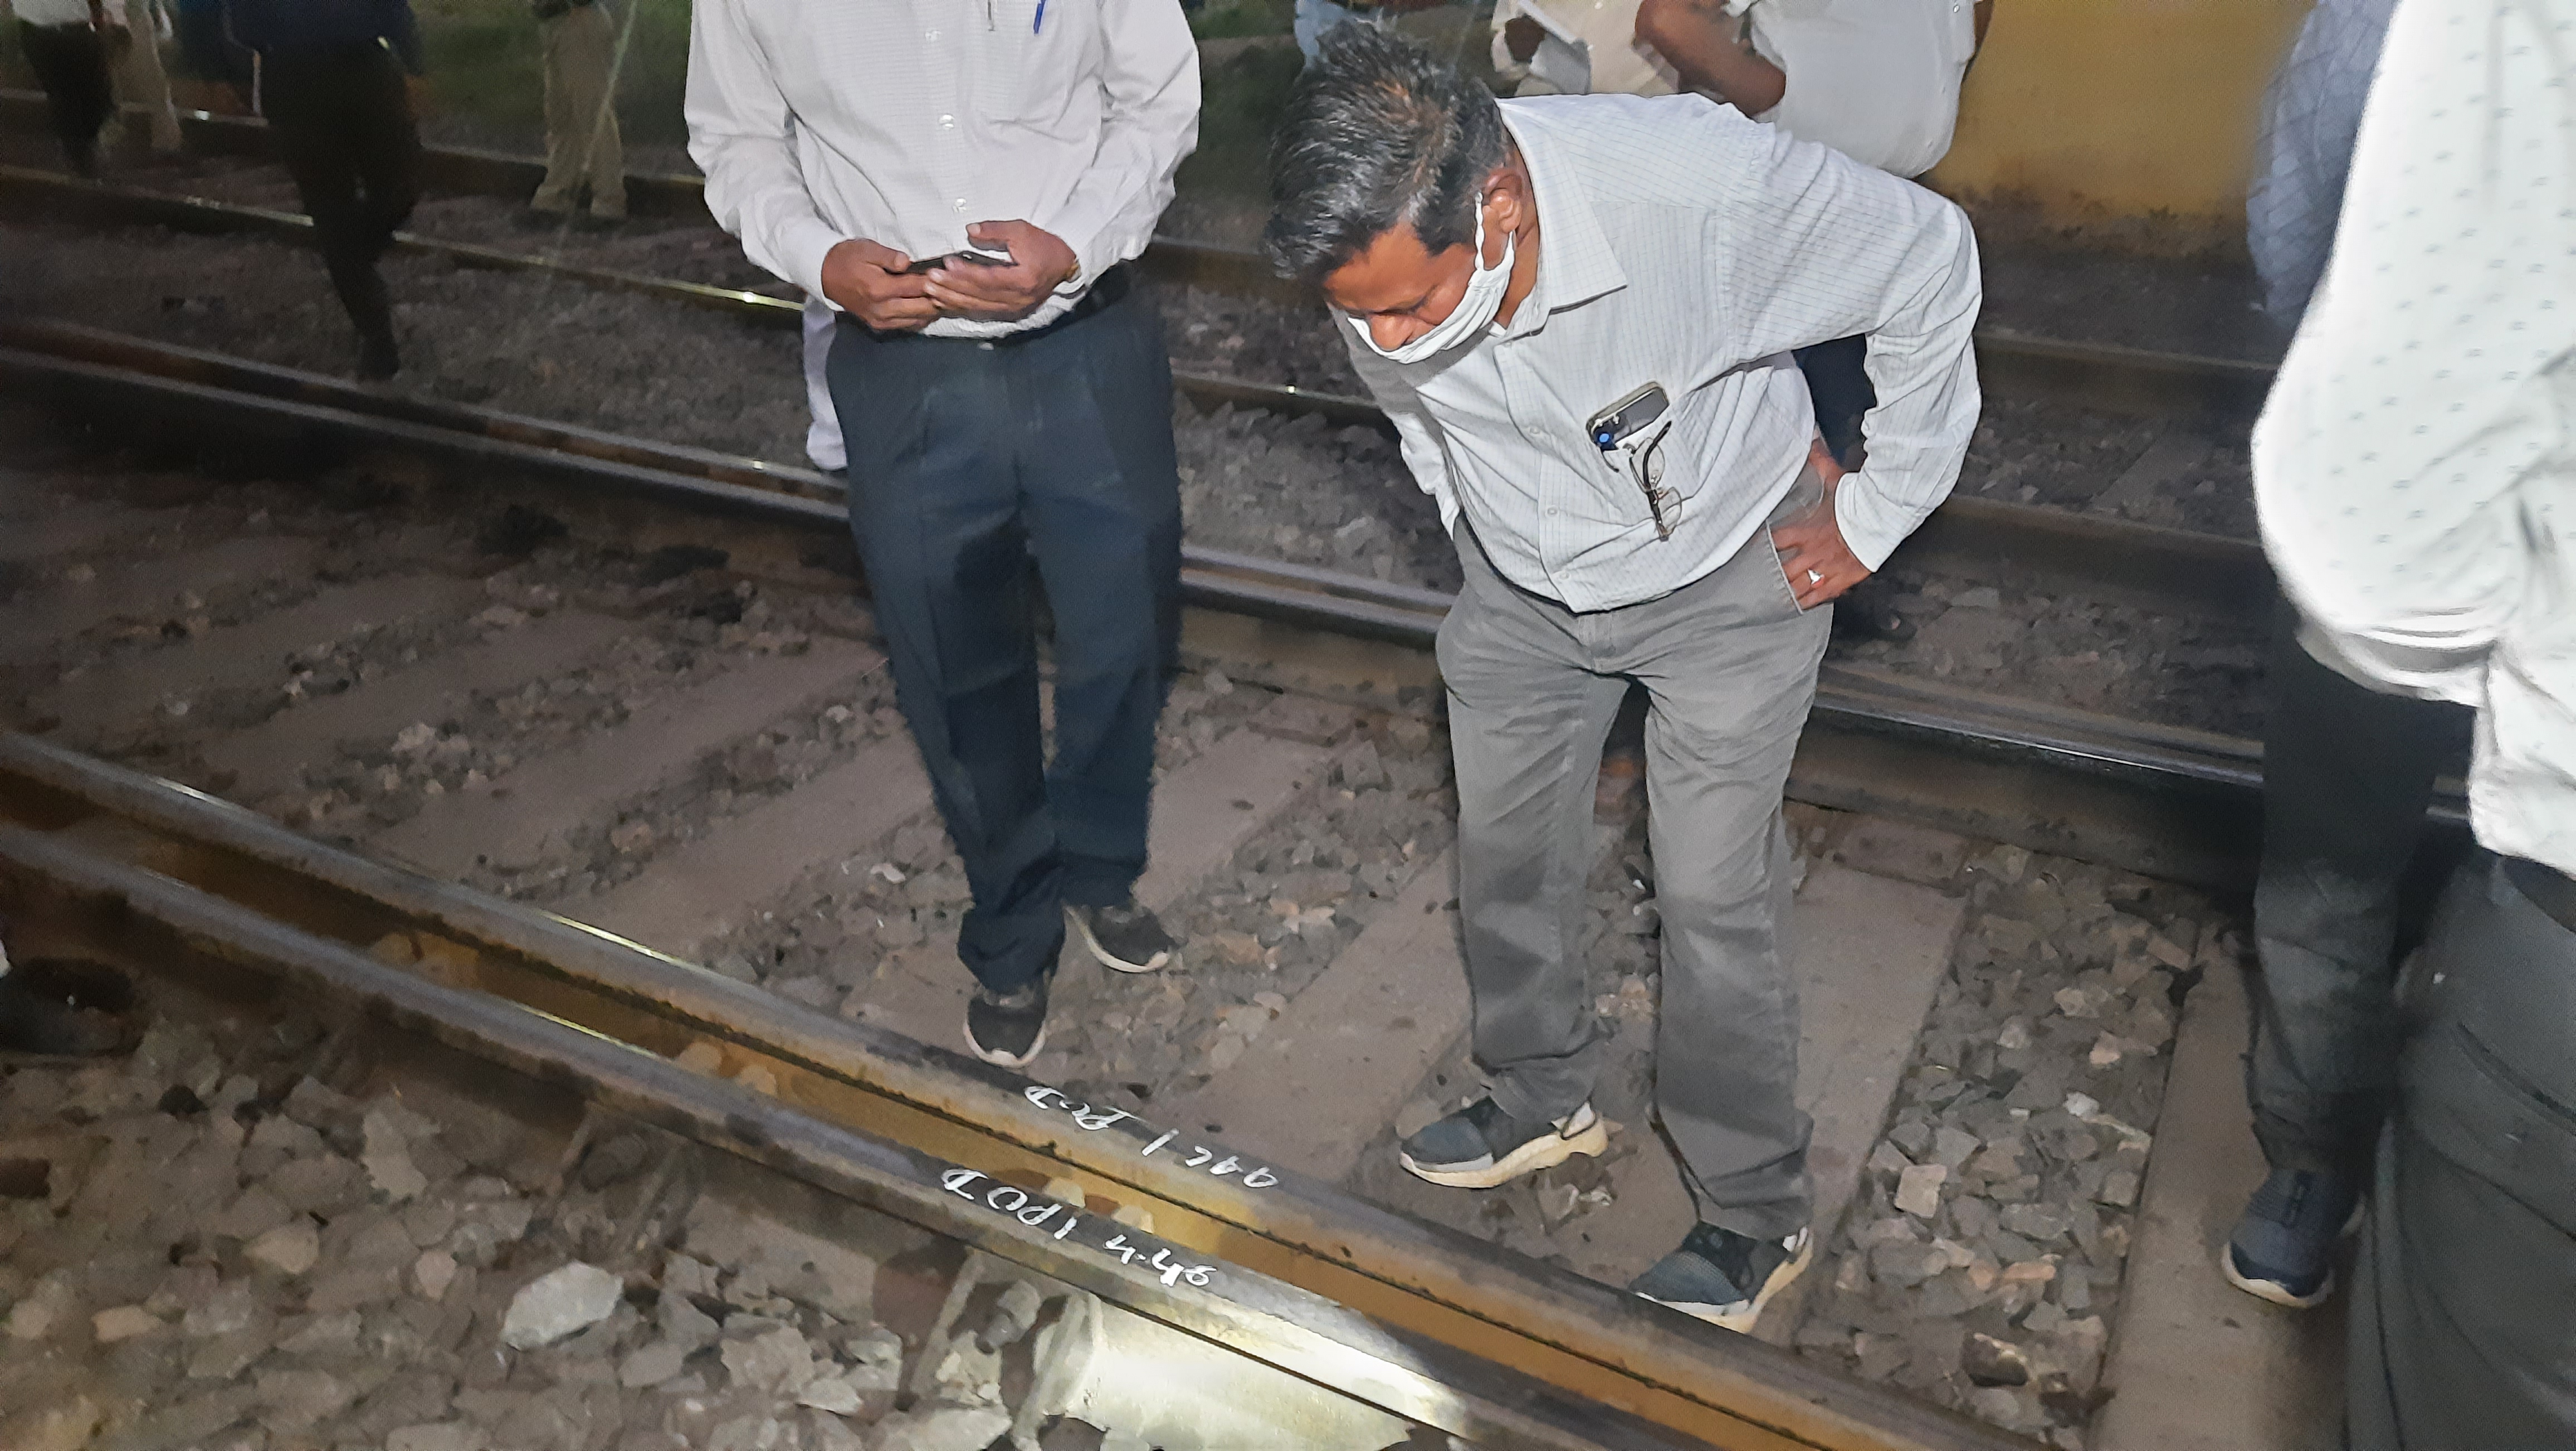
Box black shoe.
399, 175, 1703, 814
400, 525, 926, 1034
516, 206, 573, 232
574, 212, 626, 234
0, 971, 129, 1056
2222, 1166, 2362, 1308
1630, 1222, 1814, 1333
965, 973, 1051, 1068
1066, 901, 1174, 974
356, 332, 401, 381
1398, 1096, 1606, 1189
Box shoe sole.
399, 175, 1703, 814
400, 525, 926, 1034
2219, 1244, 2335, 1309
1066, 907, 1168, 975
964, 1022, 1047, 1070
1639, 1229, 1816, 1334
1399, 1111, 1608, 1189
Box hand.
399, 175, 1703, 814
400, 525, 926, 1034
1772, 437, 1869, 610
820, 238, 939, 332
921, 221, 1078, 322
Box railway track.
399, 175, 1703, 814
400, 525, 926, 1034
0, 88, 2282, 429
0, 96, 2427, 1449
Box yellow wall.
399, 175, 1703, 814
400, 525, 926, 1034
1925, 0, 2311, 252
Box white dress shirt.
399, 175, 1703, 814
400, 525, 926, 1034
1489, 0, 1976, 178
1346, 94, 1980, 613
11, 0, 118, 26
2253, 0, 2576, 877
684, 0, 1199, 339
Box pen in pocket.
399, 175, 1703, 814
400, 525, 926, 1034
1033, 0, 1047, 31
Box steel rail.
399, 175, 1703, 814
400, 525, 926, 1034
0, 163, 2270, 620
0, 318, 2317, 800
0, 822, 1705, 1451
0, 733, 2037, 1451
1, 89, 2279, 420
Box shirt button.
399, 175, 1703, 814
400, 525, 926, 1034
1545, 507, 1559, 517
939, 114, 955, 129
954, 198, 968, 211
924, 27, 940, 38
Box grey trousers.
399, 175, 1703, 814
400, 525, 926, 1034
2248, 619, 2468, 1176
1440, 514, 1829, 1241
2348, 856, 2576, 1450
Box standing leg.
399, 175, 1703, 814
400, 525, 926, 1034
1628, 527, 1829, 1239
802, 294, 847, 474
2231, 616, 2465, 1304
115, 0, 184, 153
2346, 858, 2576, 1449
572, 4, 625, 221
262, 55, 394, 366
21, 22, 116, 176
1013, 293, 1181, 916
1437, 525, 1627, 1133
530, 13, 583, 217
828, 323, 1061, 1001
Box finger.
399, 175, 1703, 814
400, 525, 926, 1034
925, 266, 1027, 301
862, 296, 942, 328
925, 279, 1036, 314
967, 219, 1030, 250
843, 238, 912, 274
869, 272, 935, 298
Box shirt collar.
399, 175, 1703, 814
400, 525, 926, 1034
1496, 102, 1628, 333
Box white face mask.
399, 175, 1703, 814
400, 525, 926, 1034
1348, 201, 1515, 366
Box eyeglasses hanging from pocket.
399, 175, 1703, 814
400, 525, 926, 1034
1622, 418, 1680, 540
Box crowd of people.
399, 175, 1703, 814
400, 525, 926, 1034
4, 0, 2567, 1441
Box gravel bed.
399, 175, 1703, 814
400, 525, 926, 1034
1789, 838, 2239, 1447
1843, 576, 2268, 738
0, 221, 811, 463
1344, 809, 2236, 1448
0, 988, 1037, 1451
4, 219, 2267, 740
695, 674, 1466, 1104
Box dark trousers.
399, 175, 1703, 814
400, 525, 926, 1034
2247, 618, 2469, 1176
19, 21, 115, 173
827, 278, 1182, 994
2348, 855, 2576, 1449
257, 44, 420, 344
1793, 333, 1874, 470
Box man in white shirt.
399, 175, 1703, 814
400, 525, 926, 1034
2221, 0, 2435, 1316
1267, 27, 1979, 1330
687, 0, 1200, 1068
2252, 0, 2575, 1439
11, 0, 126, 177
1495, 0, 1985, 642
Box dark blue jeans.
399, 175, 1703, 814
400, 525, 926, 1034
828, 279, 1181, 993
2248, 620, 2468, 1176
1793, 333, 1873, 470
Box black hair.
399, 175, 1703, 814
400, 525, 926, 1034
1261, 25, 1508, 283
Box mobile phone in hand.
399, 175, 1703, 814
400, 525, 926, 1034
902, 247, 1014, 274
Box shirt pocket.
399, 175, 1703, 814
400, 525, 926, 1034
972, 0, 1101, 129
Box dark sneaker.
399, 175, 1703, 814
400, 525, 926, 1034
1066, 901, 1174, 975
0, 971, 129, 1056
356, 332, 401, 381
1631, 1222, 1813, 1333
2223, 1166, 2362, 1308
964, 973, 1051, 1069
1398, 1096, 1606, 1189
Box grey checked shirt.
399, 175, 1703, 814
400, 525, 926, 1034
2246, 0, 2402, 328
1346, 95, 1982, 612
